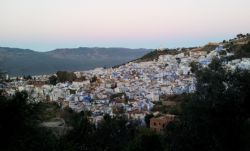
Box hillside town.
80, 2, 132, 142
1, 40, 250, 127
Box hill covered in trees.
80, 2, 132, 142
0, 47, 151, 76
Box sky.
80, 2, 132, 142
0, 0, 250, 52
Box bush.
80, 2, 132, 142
56, 71, 76, 82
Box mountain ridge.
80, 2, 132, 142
0, 47, 152, 76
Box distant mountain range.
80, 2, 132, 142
0, 47, 152, 76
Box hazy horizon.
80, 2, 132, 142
1, 0, 250, 52
0, 35, 240, 52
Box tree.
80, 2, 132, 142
0, 91, 58, 151
125, 128, 163, 151
190, 61, 201, 73
237, 33, 244, 39
0, 70, 6, 82
144, 114, 154, 128
23, 75, 32, 80
91, 116, 131, 151
49, 75, 58, 85
56, 71, 76, 83
59, 111, 95, 151
165, 59, 250, 151
90, 75, 97, 83
60, 114, 139, 151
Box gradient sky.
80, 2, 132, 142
0, 0, 250, 51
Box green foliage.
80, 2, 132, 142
153, 94, 191, 115
23, 75, 32, 80
90, 75, 97, 83
137, 49, 181, 62
243, 41, 250, 50
201, 43, 219, 52
0, 71, 4, 80
225, 41, 250, 60
236, 41, 250, 57
60, 107, 88, 126
165, 59, 250, 151
48, 75, 58, 85
110, 92, 125, 100
161, 93, 191, 102
91, 116, 132, 151
190, 61, 201, 73
34, 102, 60, 121
124, 128, 163, 151
167, 105, 182, 115
59, 112, 95, 151
237, 33, 244, 39
151, 104, 168, 113
207, 57, 223, 71
56, 71, 76, 83
151, 100, 187, 115
0, 91, 58, 151
144, 114, 154, 128
60, 115, 139, 151
219, 50, 227, 55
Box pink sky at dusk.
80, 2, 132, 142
0, 0, 250, 51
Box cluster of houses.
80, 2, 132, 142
3, 43, 249, 127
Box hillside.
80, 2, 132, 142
136, 34, 250, 63
135, 47, 197, 62
0, 47, 151, 76
223, 35, 250, 60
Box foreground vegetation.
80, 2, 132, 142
1, 58, 250, 151
164, 59, 250, 151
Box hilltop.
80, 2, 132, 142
136, 33, 250, 63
